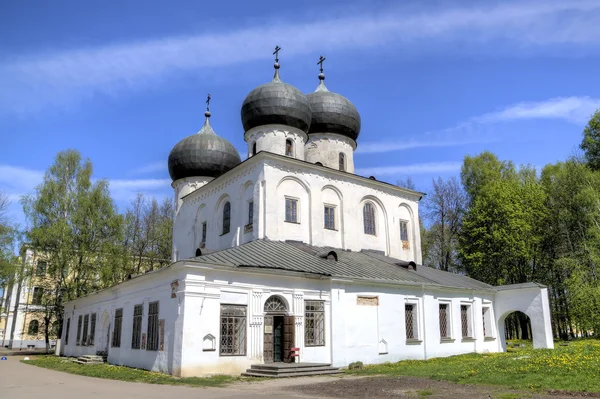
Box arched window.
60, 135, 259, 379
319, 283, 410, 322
252, 142, 257, 156
28, 320, 39, 335
222, 202, 231, 235
339, 153, 346, 171
264, 296, 287, 313
363, 203, 376, 235
285, 139, 294, 157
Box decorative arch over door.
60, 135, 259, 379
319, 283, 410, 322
263, 295, 295, 363
264, 295, 288, 313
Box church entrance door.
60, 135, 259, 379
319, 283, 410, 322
273, 316, 284, 362
263, 295, 295, 363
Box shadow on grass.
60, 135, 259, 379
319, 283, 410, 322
23, 356, 238, 388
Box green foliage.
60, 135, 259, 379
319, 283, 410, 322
348, 361, 364, 370
347, 340, 600, 393
24, 356, 236, 387
580, 110, 600, 171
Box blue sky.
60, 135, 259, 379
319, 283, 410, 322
1, 0, 600, 228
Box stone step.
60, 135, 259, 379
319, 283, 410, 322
248, 366, 339, 374
250, 362, 332, 370
242, 369, 342, 378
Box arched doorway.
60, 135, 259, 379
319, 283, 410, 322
263, 295, 295, 363
96, 311, 110, 356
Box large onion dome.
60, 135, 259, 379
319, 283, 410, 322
307, 72, 361, 141
241, 59, 312, 133
168, 110, 241, 181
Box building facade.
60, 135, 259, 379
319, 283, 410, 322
60, 54, 554, 376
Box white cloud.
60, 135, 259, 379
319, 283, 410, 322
2, 1, 600, 114
474, 96, 600, 125
128, 161, 166, 176
356, 162, 462, 177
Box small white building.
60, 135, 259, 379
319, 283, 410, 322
60, 56, 554, 376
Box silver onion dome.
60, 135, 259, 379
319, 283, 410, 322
307, 72, 361, 141
168, 110, 241, 181
241, 54, 312, 133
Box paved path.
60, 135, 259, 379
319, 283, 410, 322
0, 355, 314, 399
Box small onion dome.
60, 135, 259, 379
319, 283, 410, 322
168, 111, 241, 181
307, 73, 361, 141
241, 62, 312, 133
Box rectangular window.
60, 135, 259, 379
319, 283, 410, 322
305, 301, 325, 346
65, 318, 71, 345
201, 222, 207, 244
248, 201, 254, 226
461, 304, 473, 338
400, 220, 409, 248
439, 303, 450, 339
131, 304, 143, 349
89, 313, 96, 345
285, 198, 298, 223
82, 314, 89, 346
76, 315, 82, 346
220, 304, 246, 356
482, 306, 493, 338
324, 205, 335, 230
36, 261, 47, 276
112, 308, 123, 348
31, 287, 43, 305
147, 301, 159, 351
405, 303, 418, 340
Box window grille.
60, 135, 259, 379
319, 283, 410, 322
264, 296, 287, 312
220, 305, 246, 356
76, 315, 82, 346
439, 304, 450, 338
65, 318, 71, 345
461, 305, 472, 338
82, 314, 89, 346
112, 308, 123, 348
405, 304, 417, 339
305, 301, 325, 346
89, 313, 96, 345
248, 201, 254, 226
36, 261, 47, 276
222, 202, 231, 234
363, 203, 376, 235
201, 222, 207, 244
285, 139, 294, 157
400, 220, 409, 242
32, 287, 43, 305
285, 198, 298, 223
147, 301, 159, 351
324, 206, 335, 230
28, 320, 39, 335
339, 153, 345, 171
482, 308, 487, 336
131, 304, 143, 349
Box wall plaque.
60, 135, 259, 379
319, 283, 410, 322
264, 325, 273, 334
357, 296, 379, 306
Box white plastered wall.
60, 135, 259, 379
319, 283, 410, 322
305, 133, 356, 173
245, 125, 307, 161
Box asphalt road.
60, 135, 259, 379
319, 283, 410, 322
0, 356, 310, 399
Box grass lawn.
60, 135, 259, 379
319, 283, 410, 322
23, 356, 237, 388
347, 339, 600, 393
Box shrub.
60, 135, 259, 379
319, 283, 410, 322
348, 361, 363, 370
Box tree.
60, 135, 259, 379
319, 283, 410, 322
397, 177, 416, 191
22, 150, 123, 351
461, 151, 515, 204
422, 177, 465, 272
580, 110, 600, 171
0, 192, 19, 318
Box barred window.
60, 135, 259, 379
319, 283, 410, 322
112, 308, 123, 348
82, 314, 89, 346
439, 303, 450, 339
132, 304, 143, 349
363, 203, 376, 235
324, 205, 335, 230
285, 198, 298, 223
305, 301, 325, 346
89, 313, 96, 345
65, 318, 71, 345
28, 320, 39, 335
222, 202, 231, 235
461, 305, 473, 338
339, 153, 346, 171
76, 315, 82, 345
32, 287, 43, 305
147, 301, 159, 351
201, 222, 207, 244
248, 201, 254, 226
220, 305, 246, 356
405, 303, 418, 340
400, 221, 409, 242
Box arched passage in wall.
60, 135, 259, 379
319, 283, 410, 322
497, 310, 540, 351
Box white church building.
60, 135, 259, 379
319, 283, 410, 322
60, 52, 554, 377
